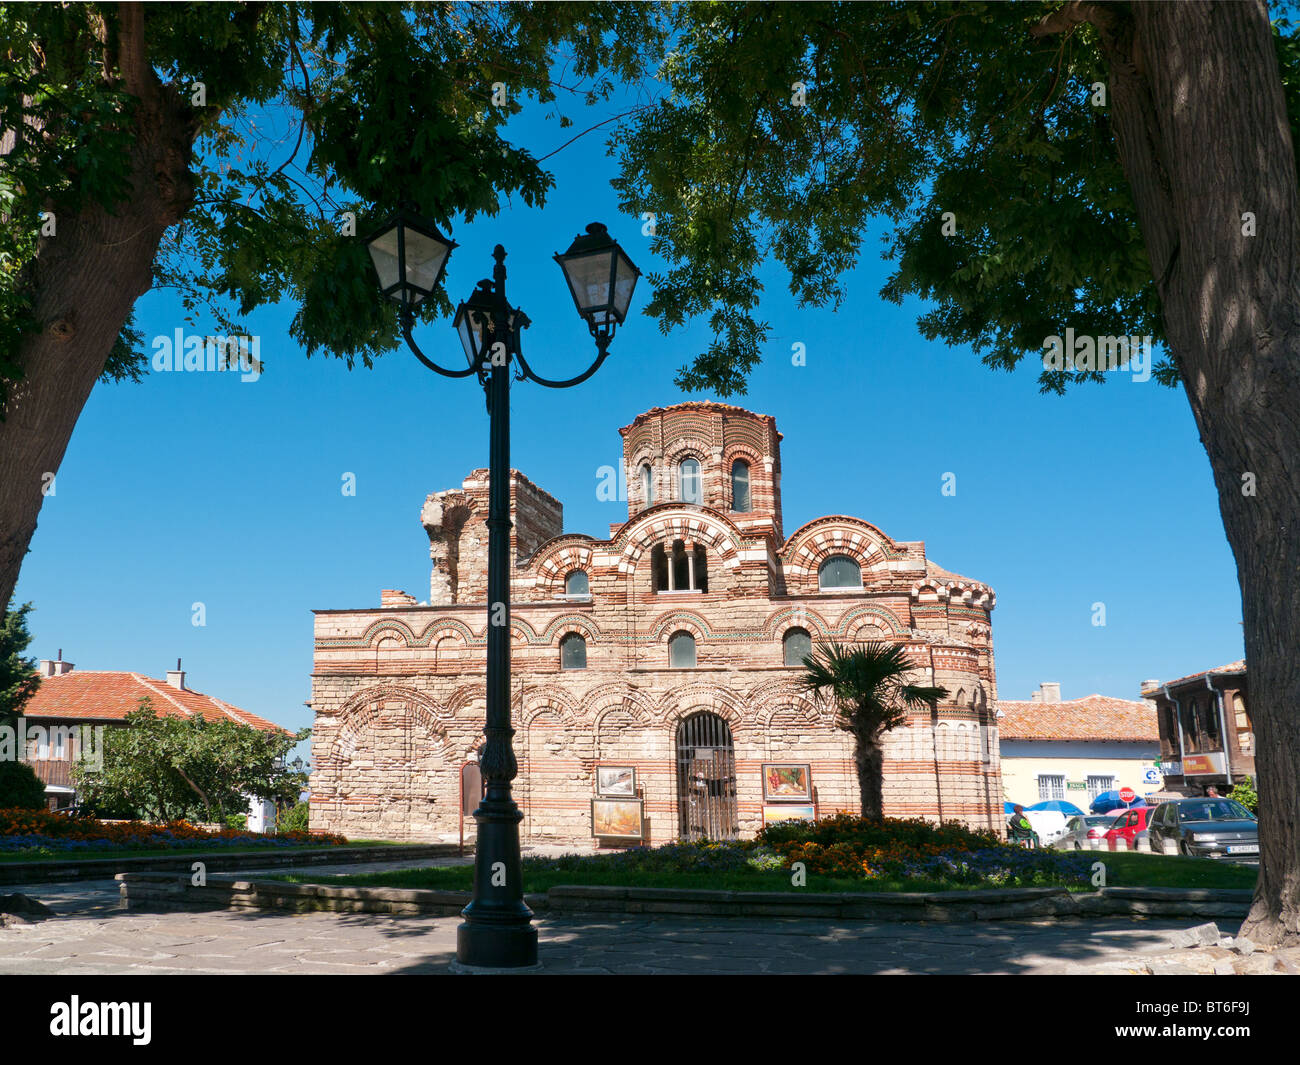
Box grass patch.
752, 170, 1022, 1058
270, 864, 967, 894
265, 850, 1256, 894
0, 838, 407, 864
1077, 850, 1256, 890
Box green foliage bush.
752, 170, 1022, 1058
0, 760, 47, 810
1229, 776, 1259, 814
276, 800, 310, 834
74, 700, 308, 822
756, 812, 999, 851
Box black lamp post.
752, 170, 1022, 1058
366, 212, 639, 969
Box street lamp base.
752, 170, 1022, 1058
455, 920, 539, 969
449, 960, 544, 975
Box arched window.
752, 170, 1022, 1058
679, 457, 702, 504
560, 633, 587, 670
652, 540, 708, 592
564, 570, 590, 597
669, 631, 697, 668
731, 460, 751, 512
818, 555, 862, 590
782, 627, 811, 667
640, 464, 654, 506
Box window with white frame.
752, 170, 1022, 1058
1086, 775, 1115, 801
1037, 774, 1065, 800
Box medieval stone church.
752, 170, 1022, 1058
308, 402, 1004, 845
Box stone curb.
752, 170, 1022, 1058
0, 843, 466, 886
114, 873, 1255, 922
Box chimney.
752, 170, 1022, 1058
1030, 691, 1042, 702
1039, 682, 1062, 704
166, 657, 187, 691
38, 649, 75, 677
1140, 678, 1161, 694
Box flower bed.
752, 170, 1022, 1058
518, 815, 1096, 890
0, 807, 346, 854
758, 813, 1095, 887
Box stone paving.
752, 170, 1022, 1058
3, 848, 1298, 975
0, 873, 1280, 974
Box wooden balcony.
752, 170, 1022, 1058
24, 758, 76, 790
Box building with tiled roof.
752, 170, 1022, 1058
1139, 661, 1251, 798
998, 683, 1161, 809
17, 654, 289, 808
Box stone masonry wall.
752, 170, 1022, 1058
312, 402, 1002, 846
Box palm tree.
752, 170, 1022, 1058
799, 641, 948, 821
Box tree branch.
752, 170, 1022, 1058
1030, 1, 1114, 39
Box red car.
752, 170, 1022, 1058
1104, 806, 1153, 849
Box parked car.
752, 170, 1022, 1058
1146, 798, 1259, 860
1055, 814, 1121, 850
1103, 806, 1154, 849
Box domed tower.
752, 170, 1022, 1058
618, 402, 784, 543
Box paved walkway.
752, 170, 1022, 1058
0, 875, 1241, 974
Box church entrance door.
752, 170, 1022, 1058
675, 711, 738, 840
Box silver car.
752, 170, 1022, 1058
1055, 814, 1122, 850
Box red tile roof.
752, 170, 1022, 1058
1156, 660, 1247, 689
21, 672, 290, 735
998, 694, 1159, 742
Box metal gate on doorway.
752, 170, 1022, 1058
675, 711, 738, 840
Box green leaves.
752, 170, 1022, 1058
799, 639, 948, 740
0, 600, 41, 725
1, 2, 665, 401
73, 701, 308, 822
610, 1, 1254, 394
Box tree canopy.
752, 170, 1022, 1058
0, 2, 662, 399
0, 600, 40, 725
611, 1, 1298, 395
73, 701, 308, 822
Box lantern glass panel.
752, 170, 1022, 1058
403, 227, 451, 302
563, 251, 616, 322
367, 224, 403, 293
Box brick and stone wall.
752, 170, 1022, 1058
311, 402, 1004, 846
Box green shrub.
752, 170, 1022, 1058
224, 813, 248, 830
0, 760, 48, 810
1229, 776, 1258, 814
757, 812, 999, 851
276, 800, 309, 834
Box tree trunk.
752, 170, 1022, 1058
1046, 1, 1300, 944
854, 733, 885, 821
0, 6, 196, 614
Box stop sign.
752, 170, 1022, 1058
1120, 786, 1137, 804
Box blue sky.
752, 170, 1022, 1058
15, 76, 1243, 762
